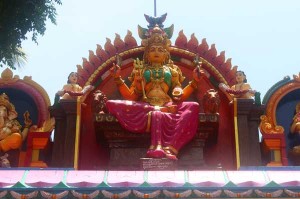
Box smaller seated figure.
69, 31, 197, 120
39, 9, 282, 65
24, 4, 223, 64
0, 93, 32, 154
219, 70, 256, 99
56, 72, 94, 102
291, 102, 300, 133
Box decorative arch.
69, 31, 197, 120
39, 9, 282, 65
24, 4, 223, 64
259, 73, 300, 166
0, 68, 53, 131
75, 30, 238, 95
262, 75, 300, 130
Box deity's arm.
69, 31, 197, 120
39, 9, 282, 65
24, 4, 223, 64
229, 84, 239, 98
110, 62, 141, 101
181, 68, 204, 101
21, 111, 32, 141
168, 64, 184, 100
181, 79, 198, 101
114, 76, 139, 101
169, 64, 202, 101
224, 83, 255, 99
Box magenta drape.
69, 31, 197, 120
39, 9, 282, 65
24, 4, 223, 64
106, 100, 199, 152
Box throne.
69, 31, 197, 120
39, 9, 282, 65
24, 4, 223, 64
92, 89, 220, 169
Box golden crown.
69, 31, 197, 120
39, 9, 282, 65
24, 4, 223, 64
142, 26, 171, 49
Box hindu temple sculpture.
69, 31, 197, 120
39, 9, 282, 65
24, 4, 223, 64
0, 93, 32, 166
219, 70, 256, 99
106, 16, 205, 160
56, 72, 94, 102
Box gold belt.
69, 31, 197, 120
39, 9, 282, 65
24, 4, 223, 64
145, 97, 171, 106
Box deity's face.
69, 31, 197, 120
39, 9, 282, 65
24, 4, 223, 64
236, 71, 246, 84
68, 72, 78, 84
147, 45, 167, 64
0, 106, 7, 118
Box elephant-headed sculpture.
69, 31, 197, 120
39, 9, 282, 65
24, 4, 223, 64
0, 93, 32, 153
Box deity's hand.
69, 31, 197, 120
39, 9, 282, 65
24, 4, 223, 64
192, 68, 205, 82
132, 58, 144, 87
132, 69, 143, 82
109, 63, 121, 78
133, 58, 144, 69
23, 111, 32, 128
172, 87, 183, 101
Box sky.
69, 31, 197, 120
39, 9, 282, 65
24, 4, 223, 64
4, 0, 300, 104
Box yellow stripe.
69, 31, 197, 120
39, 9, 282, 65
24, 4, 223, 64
32, 149, 39, 162
233, 98, 240, 169
274, 150, 281, 163
146, 111, 152, 132
74, 97, 81, 169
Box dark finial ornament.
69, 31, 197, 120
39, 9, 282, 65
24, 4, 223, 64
144, 13, 167, 29
138, 13, 174, 39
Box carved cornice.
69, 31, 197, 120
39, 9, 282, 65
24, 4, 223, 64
77, 30, 237, 90
259, 115, 284, 134
169, 47, 228, 85
84, 47, 144, 87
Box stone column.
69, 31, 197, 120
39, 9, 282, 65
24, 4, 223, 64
236, 99, 265, 167
49, 100, 78, 168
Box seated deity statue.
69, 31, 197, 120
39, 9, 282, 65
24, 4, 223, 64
291, 102, 300, 133
56, 72, 94, 102
107, 26, 204, 160
0, 93, 32, 153
219, 70, 255, 99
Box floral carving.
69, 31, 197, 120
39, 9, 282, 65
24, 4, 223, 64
259, 115, 284, 134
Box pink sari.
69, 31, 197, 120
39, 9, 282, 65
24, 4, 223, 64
106, 100, 199, 154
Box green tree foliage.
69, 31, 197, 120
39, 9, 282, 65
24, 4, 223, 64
0, 0, 62, 69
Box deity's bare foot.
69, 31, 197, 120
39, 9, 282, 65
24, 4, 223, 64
146, 149, 165, 158
164, 150, 178, 160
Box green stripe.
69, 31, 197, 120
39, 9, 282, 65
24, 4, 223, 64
20, 170, 29, 187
